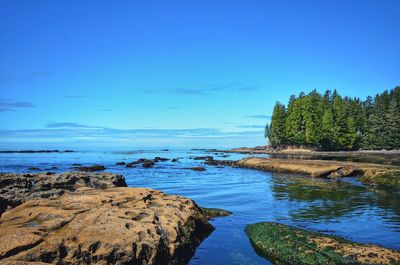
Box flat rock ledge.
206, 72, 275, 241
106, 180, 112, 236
235, 157, 400, 189
0, 172, 127, 215
0, 187, 216, 265
246, 222, 400, 265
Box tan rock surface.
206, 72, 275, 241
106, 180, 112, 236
0, 187, 214, 265
234, 157, 400, 178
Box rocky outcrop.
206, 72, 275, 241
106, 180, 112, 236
0, 172, 126, 215
235, 157, 399, 177
0, 187, 215, 265
246, 222, 400, 265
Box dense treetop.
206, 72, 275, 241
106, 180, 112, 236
265, 87, 400, 151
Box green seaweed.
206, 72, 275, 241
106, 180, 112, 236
200, 207, 232, 218
245, 222, 394, 265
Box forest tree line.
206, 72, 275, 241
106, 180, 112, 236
265, 86, 400, 150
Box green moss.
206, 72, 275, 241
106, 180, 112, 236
200, 207, 232, 218
245, 222, 371, 265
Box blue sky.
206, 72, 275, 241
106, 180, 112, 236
0, 0, 399, 149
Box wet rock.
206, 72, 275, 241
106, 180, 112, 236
126, 159, 155, 168
171, 158, 179, 162
73, 164, 106, 172
28, 167, 40, 171
116, 162, 126, 166
0, 172, 127, 215
204, 160, 234, 167
246, 222, 400, 265
143, 160, 155, 168
193, 156, 214, 162
0, 187, 216, 265
154, 157, 169, 162
186, 167, 206, 171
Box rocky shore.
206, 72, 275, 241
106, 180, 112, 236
246, 222, 400, 265
234, 157, 400, 190
0, 172, 230, 264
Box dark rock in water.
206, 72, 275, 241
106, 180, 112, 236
142, 160, 155, 168
193, 156, 214, 161
186, 167, 206, 171
73, 164, 106, 172
171, 158, 180, 162
116, 161, 126, 166
246, 222, 400, 265
161, 149, 169, 151
0, 187, 217, 265
0, 172, 127, 215
0, 150, 75, 153
154, 156, 169, 162
126, 158, 155, 168
72, 163, 82, 166
50, 166, 58, 170
204, 160, 234, 167
27, 167, 40, 171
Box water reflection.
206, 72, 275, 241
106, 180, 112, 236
270, 173, 400, 227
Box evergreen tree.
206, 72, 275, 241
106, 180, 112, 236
268, 102, 287, 147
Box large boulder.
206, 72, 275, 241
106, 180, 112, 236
0, 172, 127, 215
0, 187, 214, 265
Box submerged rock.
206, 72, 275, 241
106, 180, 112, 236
246, 222, 400, 265
0, 187, 216, 265
73, 164, 106, 172
186, 167, 206, 171
0, 172, 126, 215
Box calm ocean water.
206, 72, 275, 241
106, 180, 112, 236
1, 149, 400, 265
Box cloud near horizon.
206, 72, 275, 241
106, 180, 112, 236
245, 115, 272, 119
0, 125, 265, 148
0, 98, 35, 112
142, 83, 260, 95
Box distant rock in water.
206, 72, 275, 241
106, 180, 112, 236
154, 157, 169, 162
0, 187, 217, 264
0, 150, 74, 153
73, 164, 106, 172
0, 172, 126, 215
116, 161, 126, 166
186, 167, 206, 171
27, 167, 40, 171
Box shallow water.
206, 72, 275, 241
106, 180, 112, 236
1, 149, 400, 265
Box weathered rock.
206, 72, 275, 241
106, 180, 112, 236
73, 164, 106, 172
235, 157, 400, 179
246, 222, 400, 265
0, 187, 215, 265
0, 172, 127, 215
